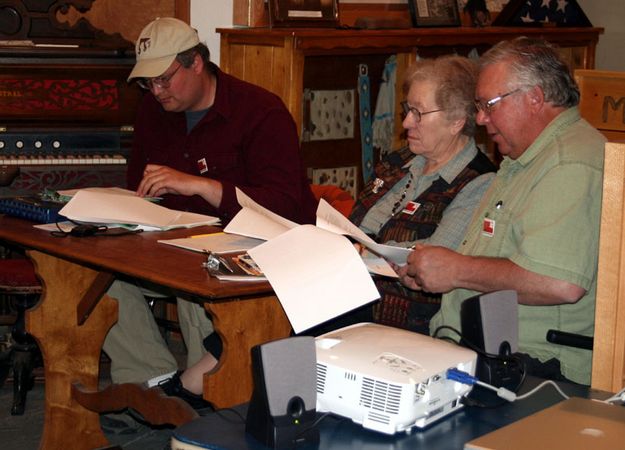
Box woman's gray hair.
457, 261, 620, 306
480, 37, 579, 107
403, 55, 478, 136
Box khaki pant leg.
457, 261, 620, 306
103, 279, 178, 384
176, 298, 214, 368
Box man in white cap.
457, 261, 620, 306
102, 17, 317, 410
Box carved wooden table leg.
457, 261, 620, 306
27, 250, 117, 450
203, 295, 292, 408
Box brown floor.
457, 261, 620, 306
0, 380, 176, 450
0, 329, 187, 450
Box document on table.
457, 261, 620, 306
248, 225, 380, 333
158, 232, 264, 254
55, 186, 162, 202
58, 190, 220, 230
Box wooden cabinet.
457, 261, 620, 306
218, 26, 603, 192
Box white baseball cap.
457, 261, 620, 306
128, 17, 200, 81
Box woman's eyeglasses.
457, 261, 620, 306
400, 101, 444, 122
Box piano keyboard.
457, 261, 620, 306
0, 130, 131, 196
0, 154, 126, 165
0, 130, 129, 164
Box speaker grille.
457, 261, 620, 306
316, 363, 327, 394
359, 377, 402, 414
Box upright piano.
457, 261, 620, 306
0, 1, 143, 197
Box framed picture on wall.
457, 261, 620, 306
269, 0, 339, 28
408, 0, 461, 27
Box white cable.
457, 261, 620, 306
475, 380, 518, 401
602, 386, 625, 404
475, 379, 570, 402
514, 380, 570, 401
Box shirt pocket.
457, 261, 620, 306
203, 151, 239, 178
486, 207, 515, 256
474, 207, 515, 257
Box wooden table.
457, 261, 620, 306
0, 216, 292, 450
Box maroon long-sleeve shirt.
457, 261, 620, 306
127, 64, 317, 225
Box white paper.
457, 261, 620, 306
33, 221, 75, 232
212, 274, 267, 282
248, 225, 380, 333
224, 189, 405, 275
316, 199, 411, 265
224, 188, 299, 240
56, 186, 162, 202
57, 186, 136, 197
158, 232, 264, 254
360, 251, 400, 278
58, 190, 220, 230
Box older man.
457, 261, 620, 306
399, 37, 606, 385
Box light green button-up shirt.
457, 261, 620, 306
430, 108, 606, 385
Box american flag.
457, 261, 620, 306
499, 0, 592, 26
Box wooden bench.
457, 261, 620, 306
592, 141, 625, 392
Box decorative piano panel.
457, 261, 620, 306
0, 0, 143, 197
0, 57, 141, 196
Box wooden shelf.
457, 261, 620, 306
219, 26, 603, 191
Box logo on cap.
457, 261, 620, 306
137, 38, 151, 56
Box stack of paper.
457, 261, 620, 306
55, 187, 162, 203
58, 189, 220, 231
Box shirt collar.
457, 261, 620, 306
406, 138, 478, 183
502, 107, 580, 171
203, 62, 229, 120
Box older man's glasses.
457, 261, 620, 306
474, 89, 521, 114
400, 101, 443, 122
137, 63, 182, 90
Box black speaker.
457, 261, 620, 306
245, 336, 320, 449
461, 290, 523, 390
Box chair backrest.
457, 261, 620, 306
593, 141, 625, 392
575, 69, 625, 142
309, 184, 355, 218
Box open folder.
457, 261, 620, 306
58, 189, 220, 231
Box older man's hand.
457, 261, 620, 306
398, 244, 462, 294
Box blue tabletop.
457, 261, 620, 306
172, 378, 604, 450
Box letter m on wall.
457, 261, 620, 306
575, 69, 625, 141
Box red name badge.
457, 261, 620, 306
197, 158, 208, 174
402, 201, 420, 215
482, 218, 495, 237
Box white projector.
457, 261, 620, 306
315, 322, 477, 435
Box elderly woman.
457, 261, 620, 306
326, 55, 497, 335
